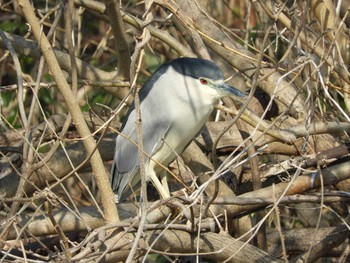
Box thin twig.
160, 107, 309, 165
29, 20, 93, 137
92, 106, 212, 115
125, 11, 152, 262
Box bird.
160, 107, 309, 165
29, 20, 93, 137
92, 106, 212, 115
111, 57, 246, 202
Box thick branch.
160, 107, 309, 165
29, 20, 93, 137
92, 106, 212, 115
17, 0, 119, 223
104, 0, 131, 80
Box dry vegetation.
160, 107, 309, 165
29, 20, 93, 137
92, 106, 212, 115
1, 0, 350, 262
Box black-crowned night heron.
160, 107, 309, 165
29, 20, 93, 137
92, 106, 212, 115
111, 57, 245, 202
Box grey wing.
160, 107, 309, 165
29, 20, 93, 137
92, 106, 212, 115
111, 97, 172, 201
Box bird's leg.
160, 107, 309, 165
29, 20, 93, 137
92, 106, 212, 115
146, 163, 170, 199
160, 171, 169, 196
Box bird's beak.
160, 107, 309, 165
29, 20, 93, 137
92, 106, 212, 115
218, 82, 247, 99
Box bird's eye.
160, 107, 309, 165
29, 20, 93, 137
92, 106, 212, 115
200, 78, 208, 85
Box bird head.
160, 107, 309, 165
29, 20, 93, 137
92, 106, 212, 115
169, 57, 247, 102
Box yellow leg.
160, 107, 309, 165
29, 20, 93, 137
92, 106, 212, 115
161, 171, 169, 196
147, 162, 170, 199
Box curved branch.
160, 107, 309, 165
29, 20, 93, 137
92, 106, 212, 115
0, 30, 117, 82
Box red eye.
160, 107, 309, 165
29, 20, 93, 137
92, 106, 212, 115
200, 78, 208, 85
